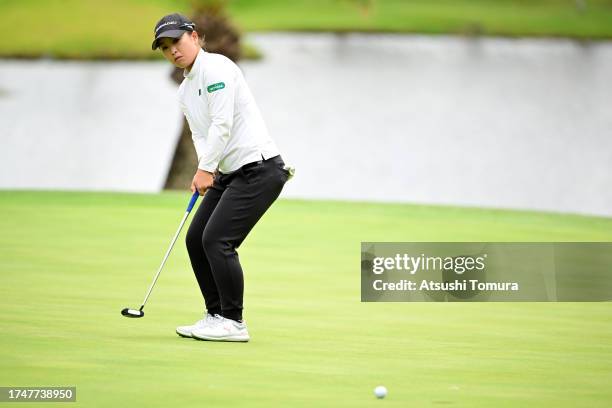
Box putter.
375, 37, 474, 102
121, 191, 200, 318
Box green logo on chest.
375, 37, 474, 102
207, 82, 225, 93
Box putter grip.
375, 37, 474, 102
187, 191, 199, 212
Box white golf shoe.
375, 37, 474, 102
192, 316, 250, 342
176, 313, 222, 338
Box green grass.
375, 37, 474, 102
1, 0, 612, 59
0, 190, 611, 407
230, 0, 612, 37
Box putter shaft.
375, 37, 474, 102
138, 191, 199, 310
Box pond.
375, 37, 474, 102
1, 33, 610, 216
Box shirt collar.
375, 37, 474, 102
183, 48, 205, 79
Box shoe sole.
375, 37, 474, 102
192, 333, 250, 342
176, 329, 193, 338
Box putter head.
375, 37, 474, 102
121, 308, 144, 318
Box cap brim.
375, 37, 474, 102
151, 30, 188, 50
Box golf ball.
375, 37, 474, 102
374, 385, 387, 399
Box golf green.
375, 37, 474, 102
1, 191, 611, 407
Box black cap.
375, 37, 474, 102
151, 13, 195, 50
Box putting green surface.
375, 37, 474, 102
0, 191, 611, 407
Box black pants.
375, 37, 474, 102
185, 155, 289, 322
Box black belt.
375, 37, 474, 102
219, 155, 281, 176
241, 159, 263, 170
241, 154, 281, 170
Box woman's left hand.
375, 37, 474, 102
191, 169, 214, 195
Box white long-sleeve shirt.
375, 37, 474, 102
177, 49, 280, 173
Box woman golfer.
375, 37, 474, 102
152, 13, 291, 342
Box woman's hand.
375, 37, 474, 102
191, 169, 214, 195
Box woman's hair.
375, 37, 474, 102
197, 31, 206, 50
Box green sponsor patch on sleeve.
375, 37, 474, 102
207, 82, 225, 93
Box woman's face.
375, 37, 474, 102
158, 31, 199, 69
